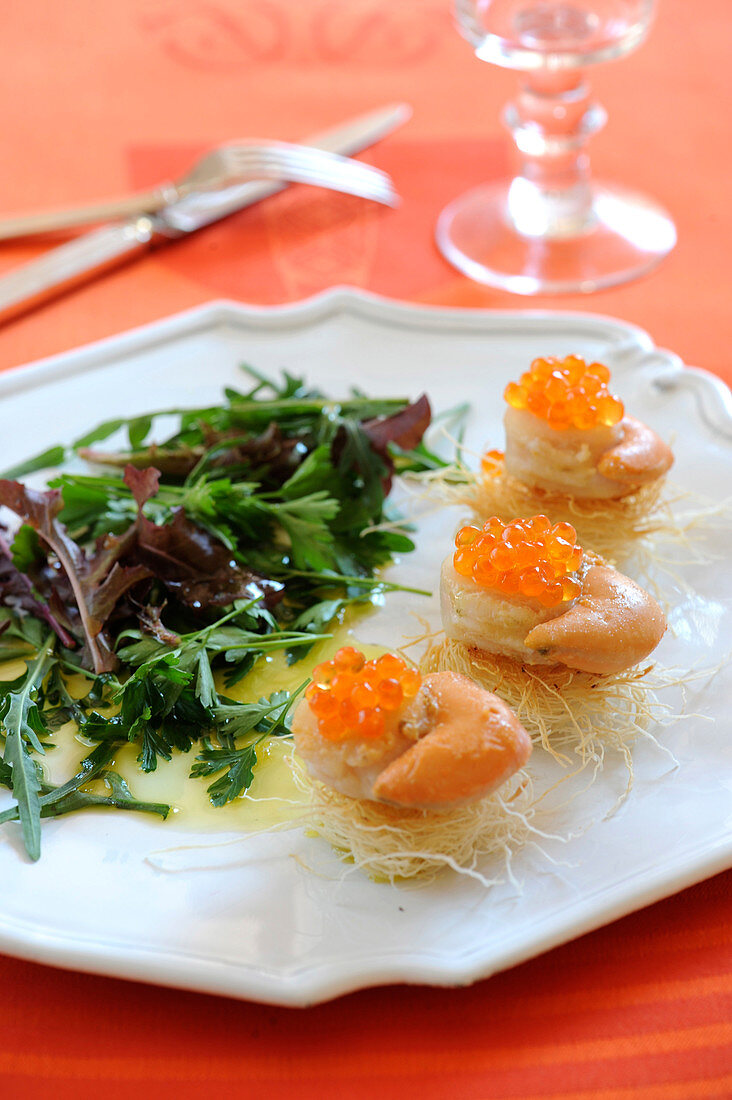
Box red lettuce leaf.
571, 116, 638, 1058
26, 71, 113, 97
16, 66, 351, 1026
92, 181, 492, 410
135, 508, 282, 610
360, 393, 432, 491
124, 465, 161, 510
0, 479, 119, 672
0, 531, 76, 648
361, 394, 432, 455
121, 465, 282, 610
86, 563, 153, 624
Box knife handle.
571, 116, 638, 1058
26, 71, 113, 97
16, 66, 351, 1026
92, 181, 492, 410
0, 218, 162, 325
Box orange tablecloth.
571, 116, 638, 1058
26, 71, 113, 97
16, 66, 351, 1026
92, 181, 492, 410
1, 1, 730, 1095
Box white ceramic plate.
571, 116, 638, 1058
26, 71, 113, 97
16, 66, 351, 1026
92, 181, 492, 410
0, 289, 730, 1007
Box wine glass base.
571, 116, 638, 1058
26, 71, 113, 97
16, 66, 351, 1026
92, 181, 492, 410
436, 180, 676, 294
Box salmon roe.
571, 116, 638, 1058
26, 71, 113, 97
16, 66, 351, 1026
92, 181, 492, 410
453, 515, 583, 608
304, 647, 422, 743
504, 355, 624, 431
481, 448, 504, 479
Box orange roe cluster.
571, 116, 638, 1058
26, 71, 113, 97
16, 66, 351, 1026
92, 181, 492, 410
504, 355, 624, 431
481, 448, 504, 479
453, 515, 583, 608
304, 647, 421, 743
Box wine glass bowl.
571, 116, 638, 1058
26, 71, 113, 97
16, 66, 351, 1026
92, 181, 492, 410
437, 0, 676, 294
457, 0, 654, 67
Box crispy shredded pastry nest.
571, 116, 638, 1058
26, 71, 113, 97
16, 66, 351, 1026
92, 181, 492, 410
413, 460, 726, 574
290, 756, 537, 886
470, 465, 669, 565
421, 637, 670, 780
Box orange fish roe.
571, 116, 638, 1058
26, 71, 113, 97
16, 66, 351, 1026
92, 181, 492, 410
453, 516, 583, 608
504, 355, 624, 431
481, 448, 504, 479
304, 647, 422, 742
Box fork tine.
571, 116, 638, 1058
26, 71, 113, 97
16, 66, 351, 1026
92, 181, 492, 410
226, 156, 391, 190
186, 142, 392, 190
250, 163, 398, 204
221, 142, 391, 178
250, 156, 393, 192
227, 154, 394, 193
236, 165, 398, 205
209, 145, 399, 206
283, 173, 397, 205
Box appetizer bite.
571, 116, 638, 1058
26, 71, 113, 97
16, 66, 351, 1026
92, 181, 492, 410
425, 516, 668, 768
502, 356, 672, 500
469, 355, 674, 563
291, 647, 534, 882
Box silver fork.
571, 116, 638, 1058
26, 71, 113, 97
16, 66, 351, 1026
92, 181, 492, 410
0, 141, 398, 240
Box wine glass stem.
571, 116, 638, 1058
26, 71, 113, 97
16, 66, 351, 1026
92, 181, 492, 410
503, 71, 606, 239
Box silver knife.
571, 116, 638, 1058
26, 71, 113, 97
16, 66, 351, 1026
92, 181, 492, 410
0, 103, 410, 326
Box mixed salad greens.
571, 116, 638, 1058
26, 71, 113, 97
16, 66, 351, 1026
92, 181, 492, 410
0, 366, 443, 860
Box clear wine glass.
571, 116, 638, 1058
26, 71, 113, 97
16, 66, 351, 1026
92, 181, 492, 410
436, 0, 676, 294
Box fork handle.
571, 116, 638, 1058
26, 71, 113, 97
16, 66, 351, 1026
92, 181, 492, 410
0, 185, 178, 239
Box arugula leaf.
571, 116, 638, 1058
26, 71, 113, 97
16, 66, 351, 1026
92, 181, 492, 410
41, 742, 118, 808
0, 741, 119, 825
0, 756, 13, 789
72, 416, 130, 450
0, 639, 55, 860
42, 663, 92, 730
0, 735, 42, 857
128, 415, 153, 451
40, 771, 169, 820
0, 445, 66, 481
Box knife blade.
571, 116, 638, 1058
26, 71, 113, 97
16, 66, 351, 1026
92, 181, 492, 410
0, 103, 410, 326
